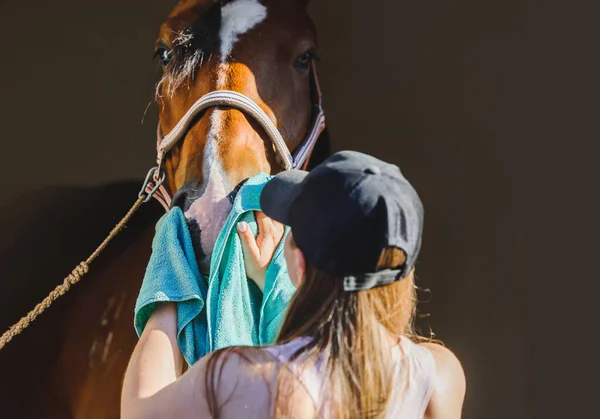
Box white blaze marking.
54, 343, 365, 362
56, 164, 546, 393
185, 111, 233, 265
216, 63, 228, 90
184, 0, 267, 268
219, 0, 267, 61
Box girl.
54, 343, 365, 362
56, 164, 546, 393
122, 150, 466, 418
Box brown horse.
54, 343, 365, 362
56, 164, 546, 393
0, 0, 329, 417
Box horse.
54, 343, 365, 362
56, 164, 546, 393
0, 0, 330, 417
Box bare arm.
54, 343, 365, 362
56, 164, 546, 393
423, 342, 467, 419
121, 333, 313, 419
120, 211, 286, 418
121, 303, 184, 419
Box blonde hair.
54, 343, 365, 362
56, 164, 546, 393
205, 243, 426, 418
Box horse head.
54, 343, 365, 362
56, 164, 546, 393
154, 0, 325, 272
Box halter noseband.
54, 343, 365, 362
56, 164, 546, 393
142, 61, 326, 211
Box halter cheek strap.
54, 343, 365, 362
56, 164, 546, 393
0, 66, 325, 354
295, 61, 326, 171
145, 62, 326, 212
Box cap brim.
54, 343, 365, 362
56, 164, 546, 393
260, 169, 308, 225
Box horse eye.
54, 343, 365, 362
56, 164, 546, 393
154, 46, 172, 66
294, 51, 315, 70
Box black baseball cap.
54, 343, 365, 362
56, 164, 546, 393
260, 150, 424, 291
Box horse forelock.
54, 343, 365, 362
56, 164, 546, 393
157, 0, 270, 99
156, 0, 316, 263
157, 1, 222, 98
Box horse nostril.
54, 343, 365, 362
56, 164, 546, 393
170, 181, 199, 212
226, 178, 249, 205
170, 181, 208, 267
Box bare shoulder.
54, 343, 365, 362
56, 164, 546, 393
420, 342, 466, 381
419, 342, 466, 419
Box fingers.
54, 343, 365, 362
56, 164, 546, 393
236, 213, 285, 293
255, 212, 285, 250
237, 220, 266, 291
237, 221, 260, 262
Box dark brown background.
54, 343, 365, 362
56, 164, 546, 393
1, 0, 597, 418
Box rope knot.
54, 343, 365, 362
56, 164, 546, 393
0, 195, 144, 351
68, 262, 89, 285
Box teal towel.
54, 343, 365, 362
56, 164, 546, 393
134, 172, 296, 366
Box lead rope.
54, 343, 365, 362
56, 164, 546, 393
0, 168, 165, 351
0, 65, 325, 351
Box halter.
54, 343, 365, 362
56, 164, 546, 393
142, 61, 326, 212
0, 61, 327, 354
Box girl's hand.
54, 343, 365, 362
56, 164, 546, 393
236, 211, 284, 292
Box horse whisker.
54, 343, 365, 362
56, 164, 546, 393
140, 100, 153, 125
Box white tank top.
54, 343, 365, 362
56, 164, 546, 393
263, 336, 436, 418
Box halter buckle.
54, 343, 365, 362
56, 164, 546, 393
139, 166, 166, 203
